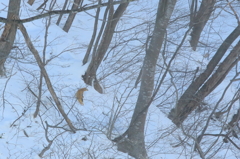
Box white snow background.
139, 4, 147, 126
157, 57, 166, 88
0, 0, 239, 158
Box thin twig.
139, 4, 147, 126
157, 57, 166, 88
0, 0, 136, 24
18, 23, 76, 133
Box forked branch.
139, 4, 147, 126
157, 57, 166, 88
18, 23, 76, 133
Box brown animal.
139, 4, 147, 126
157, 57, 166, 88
76, 88, 88, 105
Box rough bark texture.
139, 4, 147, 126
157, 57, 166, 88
168, 25, 240, 126
114, 0, 177, 158
82, 2, 129, 93
62, 0, 82, 32
190, 0, 216, 51
0, 0, 21, 76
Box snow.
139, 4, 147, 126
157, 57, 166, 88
0, 0, 239, 158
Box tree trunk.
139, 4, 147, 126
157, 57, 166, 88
190, 0, 216, 51
168, 25, 240, 126
27, 0, 35, 6
114, 0, 177, 158
0, 0, 21, 76
56, 0, 69, 25
82, 2, 129, 93
175, 40, 240, 125
62, 0, 82, 32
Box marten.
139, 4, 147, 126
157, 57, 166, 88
76, 88, 88, 105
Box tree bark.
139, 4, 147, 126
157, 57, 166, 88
114, 0, 177, 158
0, 0, 21, 76
82, 2, 129, 93
168, 25, 240, 126
56, 0, 69, 25
190, 0, 216, 51
62, 0, 82, 32
27, 0, 35, 6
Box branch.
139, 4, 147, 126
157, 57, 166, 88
226, 0, 240, 25
18, 23, 76, 133
204, 133, 240, 150
0, 0, 136, 24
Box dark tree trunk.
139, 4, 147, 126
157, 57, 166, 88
0, 0, 21, 76
168, 25, 240, 126
62, 0, 82, 32
56, 0, 69, 25
82, 2, 129, 93
190, 0, 216, 51
113, 0, 177, 158
27, 0, 35, 6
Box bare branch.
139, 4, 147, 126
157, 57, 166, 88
0, 0, 137, 24
18, 23, 76, 133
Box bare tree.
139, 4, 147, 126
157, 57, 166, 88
1, 0, 240, 158
113, 0, 177, 158
168, 25, 240, 126
82, 1, 130, 93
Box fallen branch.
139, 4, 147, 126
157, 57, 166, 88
18, 23, 76, 133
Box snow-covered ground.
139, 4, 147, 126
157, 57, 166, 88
0, 0, 239, 158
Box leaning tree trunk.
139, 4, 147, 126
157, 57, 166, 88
168, 25, 240, 126
82, 2, 129, 93
113, 0, 177, 158
19, 23, 77, 133
0, 0, 21, 76
62, 0, 82, 32
190, 0, 216, 51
